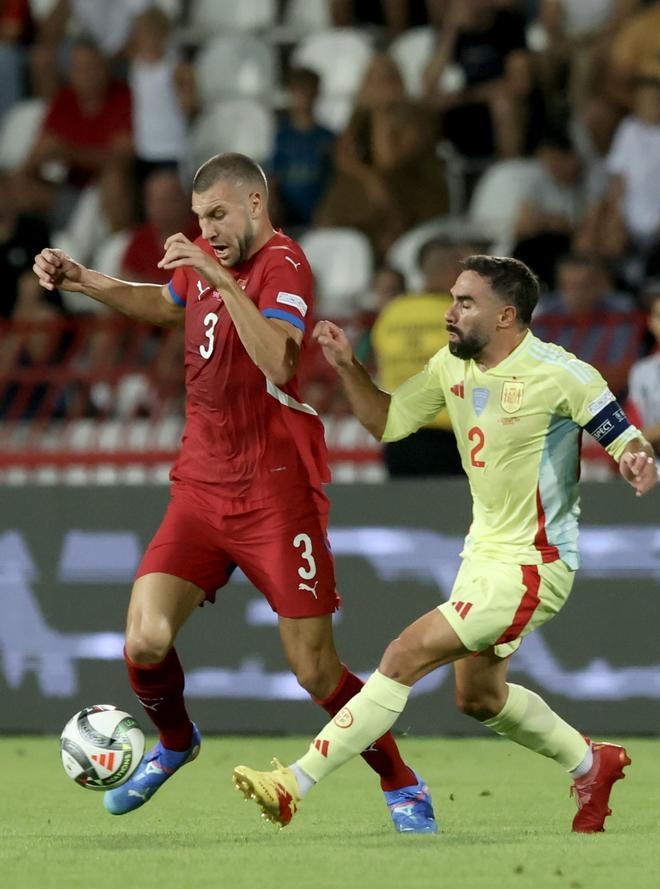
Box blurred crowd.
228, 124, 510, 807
0, 0, 659, 474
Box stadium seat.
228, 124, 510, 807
468, 158, 539, 254
281, 0, 331, 35
195, 34, 277, 107
189, 0, 277, 33
388, 27, 436, 97
291, 28, 374, 98
0, 98, 45, 170
190, 99, 275, 168
315, 94, 352, 132
27, 0, 58, 18
386, 217, 487, 290
50, 229, 108, 315
299, 227, 373, 316
92, 230, 132, 279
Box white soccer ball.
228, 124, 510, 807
60, 705, 145, 791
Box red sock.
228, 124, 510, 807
315, 665, 416, 791
124, 647, 193, 751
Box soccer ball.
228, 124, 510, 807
60, 705, 145, 791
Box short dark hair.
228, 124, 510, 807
537, 130, 574, 154
556, 252, 611, 279
461, 255, 539, 325
192, 152, 268, 195
287, 66, 321, 92
416, 235, 456, 269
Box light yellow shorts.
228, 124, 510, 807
438, 556, 575, 658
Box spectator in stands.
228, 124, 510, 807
423, 0, 544, 158
0, 0, 33, 119
0, 172, 60, 320
533, 253, 639, 395
534, 0, 640, 112
15, 38, 134, 232
577, 77, 660, 263
369, 236, 463, 476
605, 0, 660, 109
512, 132, 585, 288
120, 169, 199, 285
316, 54, 448, 257
330, 0, 445, 35
362, 264, 407, 314
353, 264, 406, 365
36, 0, 154, 66
269, 67, 335, 228
128, 6, 193, 184
627, 282, 660, 454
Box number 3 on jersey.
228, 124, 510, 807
468, 426, 486, 468
199, 312, 219, 359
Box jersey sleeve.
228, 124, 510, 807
167, 266, 188, 306
557, 359, 640, 461
258, 253, 313, 334
382, 350, 447, 442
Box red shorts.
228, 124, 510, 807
136, 487, 340, 618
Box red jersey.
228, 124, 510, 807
167, 231, 330, 502
122, 217, 200, 284
42, 82, 132, 187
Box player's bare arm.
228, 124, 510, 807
158, 232, 301, 386
619, 438, 659, 497
33, 247, 184, 328
313, 320, 391, 440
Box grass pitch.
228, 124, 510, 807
0, 736, 657, 889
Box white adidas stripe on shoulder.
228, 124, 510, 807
528, 342, 593, 383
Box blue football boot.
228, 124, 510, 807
384, 771, 438, 833
104, 723, 201, 815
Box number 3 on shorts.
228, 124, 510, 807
293, 532, 317, 580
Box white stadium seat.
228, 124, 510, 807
386, 218, 485, 290
195, 34, 277, 107
92, 230, 132, 279
299, 227, 373, 316
315, 94, 352, 132
50, 228, 110, 315
468, 158, 539, 253
190, 99, 275, 168
389, 27, 436, 97
189, 0, 277, 33
282, 0, 331, 35
0, 98, 45, 170
291, 28, 373, 98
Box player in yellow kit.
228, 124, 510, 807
233, 256, 658, 834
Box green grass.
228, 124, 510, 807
0, 737, 657, 889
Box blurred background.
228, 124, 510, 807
1, 0, 659, 734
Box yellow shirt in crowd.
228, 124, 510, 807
371, 292, 453, 430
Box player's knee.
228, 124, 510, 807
455, 688, 504, 721
292, 653, 341, 699
379, 637, 417, 684
125, 628, 172, 665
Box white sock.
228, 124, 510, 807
290, 762, 316, 797
569, 744, 594, 779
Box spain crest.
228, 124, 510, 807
501, 380, 524, 413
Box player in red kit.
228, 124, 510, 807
32, 153, 436, 832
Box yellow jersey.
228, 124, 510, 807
383, 331, 639, 568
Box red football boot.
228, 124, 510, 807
570, 739, 631, 833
